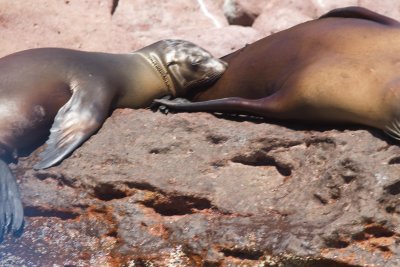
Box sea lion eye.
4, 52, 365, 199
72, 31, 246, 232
191, 56, 203, 66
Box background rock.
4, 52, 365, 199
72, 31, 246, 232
1, 0, 400, 266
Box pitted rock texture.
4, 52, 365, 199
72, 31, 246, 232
1, 109, 399, 266
1, 0, 400, 266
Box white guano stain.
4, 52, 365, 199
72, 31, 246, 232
196, 0, 222, 28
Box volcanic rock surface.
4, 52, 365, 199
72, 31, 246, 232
1, 0, 400, 266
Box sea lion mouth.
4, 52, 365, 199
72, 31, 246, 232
184, 71, 224, 91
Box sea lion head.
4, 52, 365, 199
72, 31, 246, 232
142, 39, 228, 97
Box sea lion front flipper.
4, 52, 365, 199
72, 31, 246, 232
152, 97, 193, 114
154, 97, 228, 111
0, 159, 24, 240
319, 6, 400, 26
34, 83, 114, 170
153, 96, 290, 119
153, 97, 258, 113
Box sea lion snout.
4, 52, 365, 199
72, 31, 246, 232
203, 57, 228, 73
219, 58, 229, 69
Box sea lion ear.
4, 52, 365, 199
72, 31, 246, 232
165, 51, 177, 66
168, 64, 186, 88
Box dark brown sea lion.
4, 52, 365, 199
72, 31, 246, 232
155, 7, 400, 141
0, 39, 227, 239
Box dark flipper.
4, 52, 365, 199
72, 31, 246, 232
319, 6, 400, 26
151, 97, 192, 114
153, 94, 292, 120
34, 81, 114, 170
153, 97, 270, 115
153, 97, 236, 112
0, 159, 24, 241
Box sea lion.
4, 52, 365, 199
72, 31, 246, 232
155, 7, 400, 140
0, 39, 227, 240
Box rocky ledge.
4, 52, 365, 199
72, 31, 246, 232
1, 109, 399, 266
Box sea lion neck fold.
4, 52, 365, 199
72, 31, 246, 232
136, 51, 176, 97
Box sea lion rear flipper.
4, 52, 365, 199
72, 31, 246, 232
0, 159, 24, 241
319, 6, 400, 26
34, 84, 114, 170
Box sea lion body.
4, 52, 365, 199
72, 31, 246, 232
155, 7, 400, 138
0, 49, 152, 152
0, 40, 227, 239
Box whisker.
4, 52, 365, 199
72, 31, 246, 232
385, 120, 400, 140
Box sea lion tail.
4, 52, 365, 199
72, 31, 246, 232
0, 159, 24, 241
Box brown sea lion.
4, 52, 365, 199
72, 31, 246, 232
155, 7, 400, 141
0, 39, 227, 239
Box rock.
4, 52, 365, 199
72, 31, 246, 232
0, 0, 260, 58
1, 109, 399, 266
1, 1, 400, 266
223, 0, 257, 27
